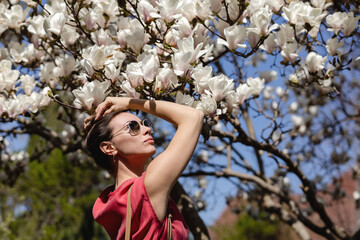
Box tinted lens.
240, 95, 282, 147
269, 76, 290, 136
128, 121, 141, 134
143, 119, 154, 133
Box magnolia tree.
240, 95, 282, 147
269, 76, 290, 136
1, 0, 360, 239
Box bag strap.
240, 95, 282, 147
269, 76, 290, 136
125, 185, 133, 240
167, 213, 173, 240
125, 185, 173, 240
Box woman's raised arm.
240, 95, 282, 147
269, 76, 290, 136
93, 97, 204, 220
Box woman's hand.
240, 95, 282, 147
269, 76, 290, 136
94, 97, 131, 120
83, 97, 131, 130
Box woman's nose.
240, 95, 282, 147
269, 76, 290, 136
142, 125, 152, 135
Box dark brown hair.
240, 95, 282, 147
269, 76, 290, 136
85, 110, 124, 171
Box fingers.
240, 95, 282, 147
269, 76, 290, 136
83, 114, 95, 131
95, 98, 112, 120
103, 105, 114, 116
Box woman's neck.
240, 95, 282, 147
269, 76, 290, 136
112, 156, 144, 189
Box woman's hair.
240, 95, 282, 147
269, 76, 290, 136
85, 110, 124, 171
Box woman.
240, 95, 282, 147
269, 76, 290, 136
84, 97, 204, 240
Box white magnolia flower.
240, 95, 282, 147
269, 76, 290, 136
218, 25, 247, 50
291, 115, 304, 127
105, 64, 121, 83
157, 0, 182, 22
173, 17, 192, 39
282, 2, 304, 25
154, 68, 178, 92
125, 28, 150, 54
124, 54, 160, 87
40, 62, 57, 88
305, 52, 326, 73
246, 0, 266, 15
195, 0, 212, 20
326, 38, 344, 56
176, 36, 207, 64
175, 92, 195, 107
206, 74, 234, 102
282, 1, 325, 38
178, 0, 198, 21
0, 95, 6, 115
219, 0, 240, 22
0, 3, 8, 35
326, 12, 347, 35
193, 24, 209, 47
120, 81, 140, 99
0, 60, 20, 92
236, 83, 252, 104
281, 42, 300, 64
209, 0, 222, 13
72, 80, 110, 111
275, 86, 285, 97
92, 0, 119, 24
298, 124, 307, 134
192, 65, 213, 94
9, 42, 26, 63
29, 92, 49, 113
248, 7, 278, 36
261, 33, 277, 53
225, 91, 239, 114
5, 98, 24, 118
2, 5, 29, 31
27, 15, 46, 38
289, 102, 298, 112
271, 101, 279, 110
247, 77, 265, 96
81, 45, 111, 71
0, 47, 10, 61
275, 24, 295, 48
79, 8, 97, 31
311, 0, 332, 10
46, 12, 67, 36
322, 78, 332, 87
141, 54, 160, 83
195, 94, 217, 115
22, 43, 43, 63
172, 51, 193, 77
20, 75, 36, 95
40, 86, 52, 107
125, 62, 144, 88
262, 86, 274, 99
259, 70, 277, 82
53, 54, 78, 77
137, 0, 161, 23
44, 0, 66, 15
326, 11, 360, 36
23, 0, 37, 7
247, 30, 260, 49
61, 25, 80, 47
289, 73, 299, 85
342, 12, 360, 36
308, 105, 318, 115
213, 18, 230, 38
265, 0, 285, 12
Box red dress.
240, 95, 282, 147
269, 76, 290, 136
93, 172, 189, 240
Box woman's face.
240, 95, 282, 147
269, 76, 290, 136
108, 112, 156, 162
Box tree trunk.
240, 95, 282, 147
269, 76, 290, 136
171, 181, 210, 240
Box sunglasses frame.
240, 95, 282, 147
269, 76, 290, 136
111, 119, 154, 138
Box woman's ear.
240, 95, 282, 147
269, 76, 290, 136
100, 141, 117, 156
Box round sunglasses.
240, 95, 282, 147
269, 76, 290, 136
111, 119, 154, 138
